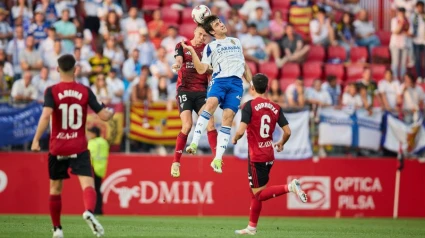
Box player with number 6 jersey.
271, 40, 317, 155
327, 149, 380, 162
170, 26, 217, 178
232, 74, 307, 235
31, 54, 114, 238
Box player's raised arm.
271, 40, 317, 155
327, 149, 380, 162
32, 87, 55, 151
172, 43, 184, 73
243, 63, 253, 85
232, 101, 252, 144
274, 108, 291, 152
181, 40, 209, 75
87, 87, 115, 121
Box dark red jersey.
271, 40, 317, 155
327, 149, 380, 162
174, 41, 209, 92
44, 81, 104, 156
241, 97, 289, 162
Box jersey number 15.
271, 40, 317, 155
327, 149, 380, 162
59, 103, 83, 130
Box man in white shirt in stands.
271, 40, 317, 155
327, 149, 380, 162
43, 39, 63, 82
32, 66, 56, 103
411, 1, 425, 83
378, 69, 400, 113
123, 48, 141, 86
309, 8, 332, 46
106, 69, 124, 104
342, 82, 363, 109
161, 26, 186, 66
11, 70, 37, 103
240, 23, 268, 64
121, 7, 147, 51
397, 73, 424, 122
239, 0, 271, 22
6, 26, 25, 80
285, 78, 306, 108
97, 0, 123, 20
307, 79, 332, 107
353, 9, 381, 52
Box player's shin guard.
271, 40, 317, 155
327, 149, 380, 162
83, 187, 97, 213
216, 126, 231, 160
207, 129, 218, 156
49, 195, 62, 227
174, 132, 188, 163
191, 111, 211, 145
249, 194, 262, 228
255, 185, 290, 201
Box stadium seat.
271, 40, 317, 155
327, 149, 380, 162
346, 64, 365, 82
179, 23, 197, 39
376, 30, 391, 46
279, 79, 293, 91
182, 8, 194, 23
371, 64, 387, 81
142, 0, 161, 10
281, 63, 300, 80
259, 62, 279, 79
302, 62, 322, 81
371, 46, 391, 64
306, 45, 325, 62
161, 7, 180, 24
163, 0, 183, 6
272, 0, 291, 9
324, 64, 345, 81
247, 62, 257, 76
327, 46, 347, 62
303, 78, 315, 87
350, 46, 368, 63
228, 0, 246, 6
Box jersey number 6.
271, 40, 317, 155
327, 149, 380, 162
260, 115, 271, 138
59, 103, 83, 130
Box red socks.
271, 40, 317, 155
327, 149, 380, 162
173, 132, 188, 163
207, 129, 218, 156
255, 185, 289, 201
248, 194, 262, 228
49, 195, 62, 227
83, 187, 97, 213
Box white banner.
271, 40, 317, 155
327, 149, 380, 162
233, 110, 312, 160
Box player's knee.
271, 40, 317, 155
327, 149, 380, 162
181, 122, 192, 134
222, 109, 236, 126
50, 181, 63, 195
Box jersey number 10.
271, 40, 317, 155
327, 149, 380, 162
59, 103, 83, 130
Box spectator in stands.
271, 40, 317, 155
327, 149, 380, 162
210, 5, 227, 25
53, 8, 76, 53
227, 8, 247, 38
44, 39, 63, 81
277, 24, 310, 67
10, 70, 37, 103
131, 69, 152, 104
97, 0, 123, 21
390, 7, 412, 79
392, 0, 418, 17
39, 27, 57, 62
322, 75, 342, 106
75, 64, 90, 87
103, 37, 125, 73
74, 47, 92, 77
342, 82, 362, 108
357, 67, 378, 105
0, 61, 11, 100
121, 7, 147, 51
293, 0, 314, 7
411, 1, 425, 83
341, 0, 362, 14
0, 8, 12, 49
148, 9, 168, 49
0, 50, 14, 78
353, 9, 381, 53
307, 79, 332, 108
28, 9, 49, 48
335, 12, 356, 61
152, 76, 173, 110
268, 79, 287, 108
378, 69, 401, 113
82, 0, 101, 33
150, 47, 174, 88
310, 8, 332, 46
91, 73, 112, 105
123, 48, 141, 87
247, 6, 270, 38
55, 0, 77, 19
161, 26, 186, 65
134, 29, 156, 67
89, 46, 111, 83
32, 66, 55, 103
269, 10, 287, 41
11, 0, 33, 21
240, 23, 268, 64
397, 73, 424, 122
359, 84, 373, 112
36, 0, 57, 26
6, 26, 25, 80
239, 0, 271, 22
106, 69, 124, 104
74, 33, 94, 61
285, 78, 306, 108
99, 10, 123, 44
19, 35, 43, 77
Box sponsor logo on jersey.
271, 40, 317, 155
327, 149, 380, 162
185, 51, 192, 56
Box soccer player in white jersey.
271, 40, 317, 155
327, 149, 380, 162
181, 15, 252, 173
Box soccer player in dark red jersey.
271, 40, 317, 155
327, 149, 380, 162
232, 74, 308, 235
31, 54, 114, 238
170, 26, 217, 178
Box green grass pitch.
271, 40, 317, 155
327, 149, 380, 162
0, 215, 424, 238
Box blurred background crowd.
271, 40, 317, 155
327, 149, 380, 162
0, 0, 424, 157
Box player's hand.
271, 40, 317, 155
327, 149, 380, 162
274, 141, 284, 152
232, 136, 238, 145
31, 140, 40, 152
181, 40, 194, 51
172, 63, 182, 73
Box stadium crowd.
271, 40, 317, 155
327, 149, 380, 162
0, 0, 424, 154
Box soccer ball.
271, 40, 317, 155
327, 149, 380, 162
192, 5, 211, 24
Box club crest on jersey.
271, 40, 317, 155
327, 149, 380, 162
230, 39, 236, 45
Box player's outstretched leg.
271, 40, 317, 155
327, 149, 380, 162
210, 125, 231, 173
289, 179, 308, 203
235, 193, 260, 235
206, 117, 218, 156
50, 180, 63, 238
171, 132, 188, 178
79, 176, 104, 237
186, 110, 212, 154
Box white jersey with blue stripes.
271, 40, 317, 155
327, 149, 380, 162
201, 37, 245, 80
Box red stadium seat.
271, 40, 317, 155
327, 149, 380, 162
302, 62, 322, 80
281, 63, 300, 80
346, 64, 364, 82
228, 0, 246, 5
371, 46, 391, 64
179, 23, 197, 39
371, 64, 387, 81
303, 78, 315, 87
163, 0, 183, 6
376, 30, 391, 46
324, 64, 345, 82
350, 46, 368, 63
306, 45, 325, 62
143, 0, 161, 10
247, 62, 258, 76
259, 62, 279, 79
327, 46, 347, 62
161, 7, 180, 24
272, 0, 291, 9
182, 8, 194, 23
279, 79, 293, 91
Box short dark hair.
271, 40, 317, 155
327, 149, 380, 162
57, 54, 76, 72
202, 15, 220, 36
417, 1, 424, 7
327, 75, 337, 82
252, 73, 269, 94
